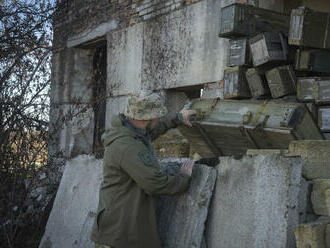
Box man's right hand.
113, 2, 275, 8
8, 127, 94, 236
180, 160, 195, 177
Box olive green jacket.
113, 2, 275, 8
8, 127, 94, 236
91, 113, 191, 248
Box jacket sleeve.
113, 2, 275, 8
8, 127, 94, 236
149, 112, 183, 141
118, 142, 190, 195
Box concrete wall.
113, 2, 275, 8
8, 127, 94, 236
50, 0, 287, 159
206, 154, 305, 248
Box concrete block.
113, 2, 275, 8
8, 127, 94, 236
294, 221, 328, 248
69, 49, 93, 104
107, 23, 143, 96
288, 141, 330, 179
205, 154, 303, 248
39, 155, 103, 248
141, 0, 227, 91
50, 49, 75, 105
157, 161, 217, 248
312, 180, 330, 216
49, 104, 94, 158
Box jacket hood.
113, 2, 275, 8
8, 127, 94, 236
101, 115, 137, 147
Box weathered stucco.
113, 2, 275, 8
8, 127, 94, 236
205, 154, 304, 248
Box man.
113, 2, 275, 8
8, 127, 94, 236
91, 91, 196, 248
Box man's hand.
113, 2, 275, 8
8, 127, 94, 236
180, 160, 195, 177
179, 109, 196, 127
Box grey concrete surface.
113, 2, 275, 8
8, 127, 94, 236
157, 161, 217, 248
311, 179, 330, 216
39, 155, 103, 248
205, 154, 303, 248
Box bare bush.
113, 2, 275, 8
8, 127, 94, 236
0, 0, 57, 247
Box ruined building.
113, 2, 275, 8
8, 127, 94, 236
39, 0, 330, 247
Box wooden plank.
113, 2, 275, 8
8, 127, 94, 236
249, 32, 288, 67
289, 7, 330, 49
224, 66, 251, 99
219, 3, 290, 38
245, 68, 270, 98
265, 65, 297, 98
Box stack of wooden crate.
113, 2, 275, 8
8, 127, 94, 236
219, 3, 330, 139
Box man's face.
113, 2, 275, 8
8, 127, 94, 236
147, 118, 160, 130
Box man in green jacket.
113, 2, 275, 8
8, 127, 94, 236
91, 91, 196, 248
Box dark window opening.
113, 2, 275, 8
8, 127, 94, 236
92, 43, 107, 158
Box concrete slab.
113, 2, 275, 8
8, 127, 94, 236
106, 23, 143, 97
205, 154, 303, 248
39, 155, 103, 248
311, 179, 330, 216
157, 161, 217, 248
39, 157, 216, 248
142, 0, 227, 91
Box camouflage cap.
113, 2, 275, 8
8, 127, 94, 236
124, 90, 168, 120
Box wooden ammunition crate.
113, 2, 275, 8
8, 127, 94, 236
318, 106, 330, 132
223, 66, 251, 99
295, 49, 330, 74
219, 3, 290, 38
265, 65, 297, 99
179, 99, 324, 157
289, 7, 330, 49
249, 32, 288, 67
297, 77, 330, 104
227, 38, 251, 67
245, 68, 270, 98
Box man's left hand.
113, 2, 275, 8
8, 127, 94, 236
179, 109, 196, 127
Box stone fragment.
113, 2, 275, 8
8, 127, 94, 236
288, 140, 330, 179
294, 221, 328, 248
157, 161, 217, 248
205, 154, 303, 248
39, 155, 103, 248
311, 180, 330, 216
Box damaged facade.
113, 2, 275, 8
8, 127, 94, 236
38, 0, 330, 247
